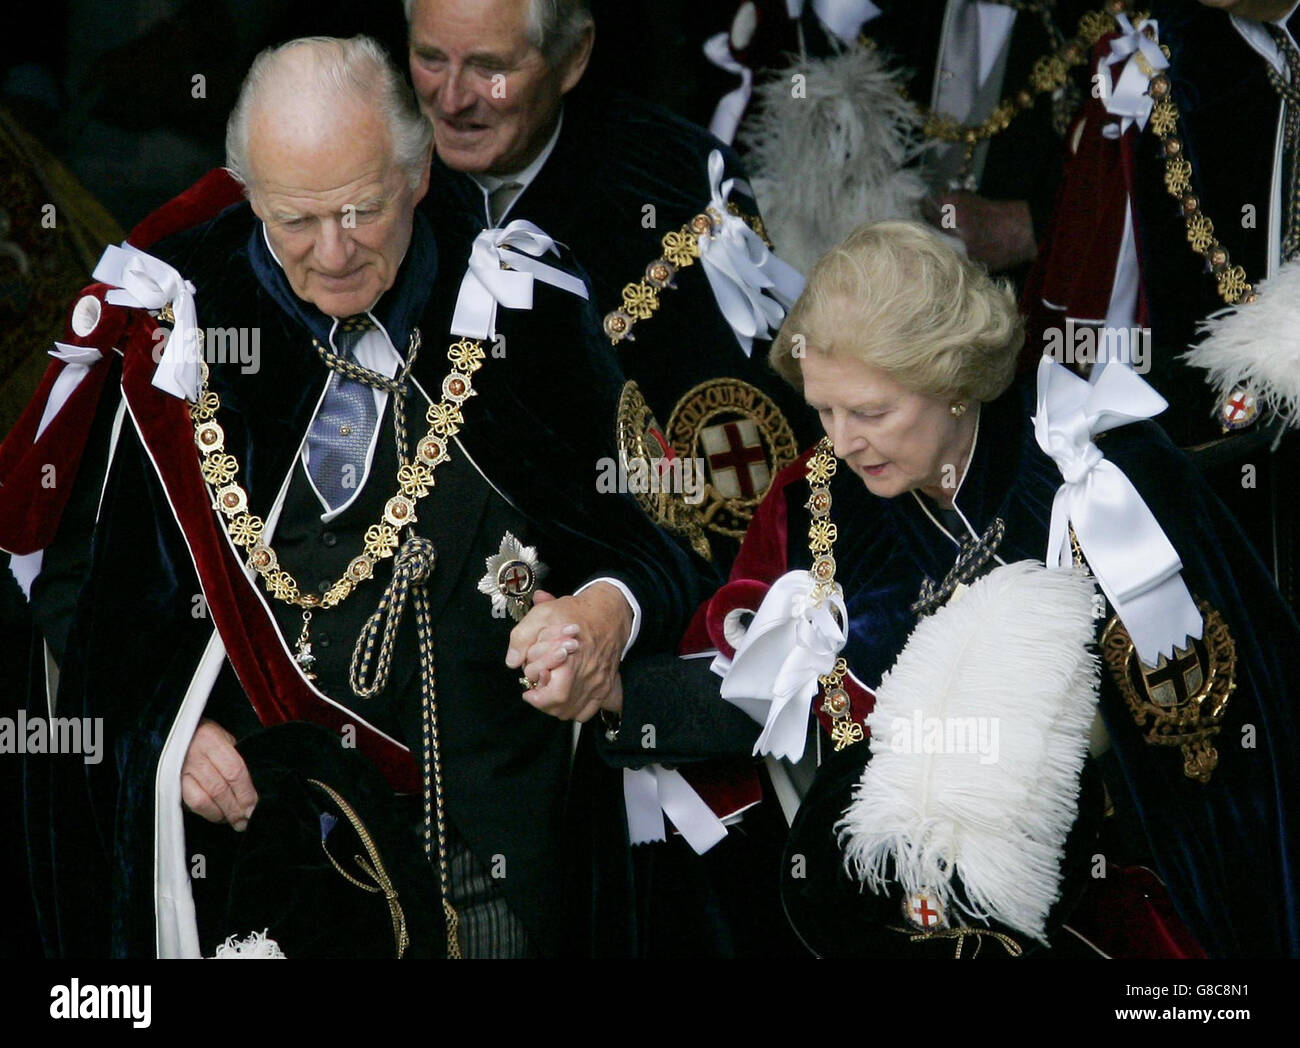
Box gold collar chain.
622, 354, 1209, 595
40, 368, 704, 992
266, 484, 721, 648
803, 437, 862, 750
866, 4, 1124, 184
189, 331, 486, 612
1144, 36, 1258, 307
603, 202, 771, 345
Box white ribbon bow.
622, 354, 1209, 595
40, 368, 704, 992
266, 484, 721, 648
719, 569, 848, 762
622, 765, 730, 854
450, 220, 589, 341
808, 0, 882, 44
698, 151, 806, 357
93, 243, 200, 401
703, 32, 754, 145
1033, 357, 1201, 664
1101, 14, 1169, 135
35, 343, 104, 441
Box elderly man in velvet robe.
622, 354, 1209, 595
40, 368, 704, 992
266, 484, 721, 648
0, 35, 698, 959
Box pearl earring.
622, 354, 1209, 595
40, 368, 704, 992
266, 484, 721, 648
950, 401, 967, 418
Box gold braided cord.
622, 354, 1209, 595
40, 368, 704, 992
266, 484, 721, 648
894, 924, 1025, 958
410, 542, 461, 959
312, 332, 420, 468
308, 777, 411, 959
349, 537, 434, 700
345, 533, 460, 957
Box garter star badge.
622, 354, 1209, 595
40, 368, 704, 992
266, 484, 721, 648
478, 532, 546, 622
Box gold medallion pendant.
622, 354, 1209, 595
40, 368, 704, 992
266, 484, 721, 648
1101, 599, 1236, 783
666, 378, 798, 541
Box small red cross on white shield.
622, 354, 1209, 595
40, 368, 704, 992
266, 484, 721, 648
701, 419, 770, 500
903, 891, 947, 931
1218, 386, 1259, 431
478, 531, 546, 621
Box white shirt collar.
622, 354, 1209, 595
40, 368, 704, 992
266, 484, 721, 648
1230, 3, 1300, 75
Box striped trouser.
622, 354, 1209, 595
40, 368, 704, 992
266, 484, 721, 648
444, 828, 537, 959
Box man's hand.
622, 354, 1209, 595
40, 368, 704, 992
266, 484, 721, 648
923, 192, 1037, 272
181, 719, 258, 831
506, 583, 633, 722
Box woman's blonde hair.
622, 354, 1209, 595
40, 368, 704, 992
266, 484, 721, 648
771, 220, 1024, 402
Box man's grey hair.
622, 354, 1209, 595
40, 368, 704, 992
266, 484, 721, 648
403, 0, 594, 65
226, 36, 434, 191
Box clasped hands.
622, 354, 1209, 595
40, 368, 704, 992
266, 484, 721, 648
506, 581, 632, 724
183, 582, 632, 829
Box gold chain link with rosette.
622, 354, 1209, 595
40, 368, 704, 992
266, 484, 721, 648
869, 2, 1122, 185
190, 331, 486, 612
603, 203, 772, 345
1125, 6, 1281, 433
1143, 41, 1257, 308
804, 437, 863, 750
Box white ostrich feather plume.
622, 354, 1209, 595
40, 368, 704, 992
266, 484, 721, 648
740, 46, 930, 275
1184, 258, 1300, 430
212, 929, 286, 958
836, 561, 1100, 944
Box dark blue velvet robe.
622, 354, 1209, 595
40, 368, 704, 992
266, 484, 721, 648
781, 375, 1300, 958
21, 195, 701, 958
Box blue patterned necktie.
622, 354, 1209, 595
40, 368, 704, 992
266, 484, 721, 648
307, 314, 379, 511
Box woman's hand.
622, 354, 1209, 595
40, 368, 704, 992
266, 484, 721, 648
506, 585, 631, 721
